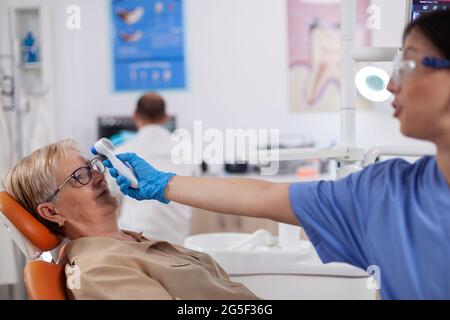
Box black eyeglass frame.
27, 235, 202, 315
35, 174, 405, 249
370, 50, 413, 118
46, 158, 105, 202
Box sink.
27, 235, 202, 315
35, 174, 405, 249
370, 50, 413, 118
184, 232, 377, 300
184, 232, 368, 277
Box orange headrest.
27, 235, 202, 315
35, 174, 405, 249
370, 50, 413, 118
0, 191, 61, 251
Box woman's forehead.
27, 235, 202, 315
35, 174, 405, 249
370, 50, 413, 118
59, 152, 88, 175
403, 29, 443, 59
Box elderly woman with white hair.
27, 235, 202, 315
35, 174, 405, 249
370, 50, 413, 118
3, 139, 258, 300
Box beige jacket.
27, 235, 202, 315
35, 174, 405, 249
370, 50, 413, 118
64, 231, 259, 300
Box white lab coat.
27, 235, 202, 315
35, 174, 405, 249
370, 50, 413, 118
114, 125, 193, 245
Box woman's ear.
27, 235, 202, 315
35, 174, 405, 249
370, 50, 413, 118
36, 203, 62, 225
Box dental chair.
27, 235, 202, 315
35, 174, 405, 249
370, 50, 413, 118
0, 191, 68, 300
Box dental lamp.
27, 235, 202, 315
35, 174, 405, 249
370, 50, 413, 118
355, 66, 392, 102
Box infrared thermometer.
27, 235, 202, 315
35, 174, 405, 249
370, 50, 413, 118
91, 138, 139, 189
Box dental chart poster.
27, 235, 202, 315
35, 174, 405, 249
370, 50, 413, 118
111, 0, 186, 91
288, 0, 371, 112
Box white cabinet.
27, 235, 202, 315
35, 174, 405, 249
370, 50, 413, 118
5, 0, 57, 158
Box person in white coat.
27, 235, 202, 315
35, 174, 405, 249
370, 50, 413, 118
115, 93, 193, 245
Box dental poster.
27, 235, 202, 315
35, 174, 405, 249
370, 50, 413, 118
111, 0, 186, 91
288, 0, 371, 112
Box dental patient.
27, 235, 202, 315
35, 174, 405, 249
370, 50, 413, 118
3, 139, 258, 300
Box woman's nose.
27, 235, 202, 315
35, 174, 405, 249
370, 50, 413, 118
91, 169, 105, 186
387, 77, 400, 94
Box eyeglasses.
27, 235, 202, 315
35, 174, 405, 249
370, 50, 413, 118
391, 51, 450, 86
46, 158, 106, 202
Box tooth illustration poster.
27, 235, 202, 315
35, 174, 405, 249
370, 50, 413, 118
288, 0, 371, 112
111, 0, 186, 91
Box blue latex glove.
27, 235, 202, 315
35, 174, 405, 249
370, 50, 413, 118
103, 153, 176, 203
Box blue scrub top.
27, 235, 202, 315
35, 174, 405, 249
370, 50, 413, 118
289, 156, 450, 300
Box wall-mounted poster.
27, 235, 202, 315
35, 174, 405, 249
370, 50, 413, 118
111, 0, 186, 91
288, 0, 371, 112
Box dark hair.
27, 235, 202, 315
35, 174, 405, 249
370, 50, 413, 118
404, 10, 450, 59
135, 93, 166, 121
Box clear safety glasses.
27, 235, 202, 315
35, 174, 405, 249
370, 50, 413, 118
391, 51, 450, 86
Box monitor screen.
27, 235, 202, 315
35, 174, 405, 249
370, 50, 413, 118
98, 116, 176, 147
411, 0, 450, 21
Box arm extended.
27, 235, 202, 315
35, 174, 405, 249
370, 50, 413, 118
165, 176, 298, 225
105, 153, 299, 226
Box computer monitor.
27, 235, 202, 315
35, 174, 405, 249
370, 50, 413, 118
98, 115, 177, 146
409, 0, 450, 22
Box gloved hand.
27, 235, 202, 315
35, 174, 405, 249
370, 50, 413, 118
103, 153, 176, 203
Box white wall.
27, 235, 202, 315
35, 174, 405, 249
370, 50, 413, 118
52, 0, 431, 152
0, 1, 20, 294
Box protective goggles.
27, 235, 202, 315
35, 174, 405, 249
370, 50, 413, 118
391, 51, 450, 85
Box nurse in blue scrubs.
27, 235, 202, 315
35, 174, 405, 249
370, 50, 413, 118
105, 11, 450, 300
